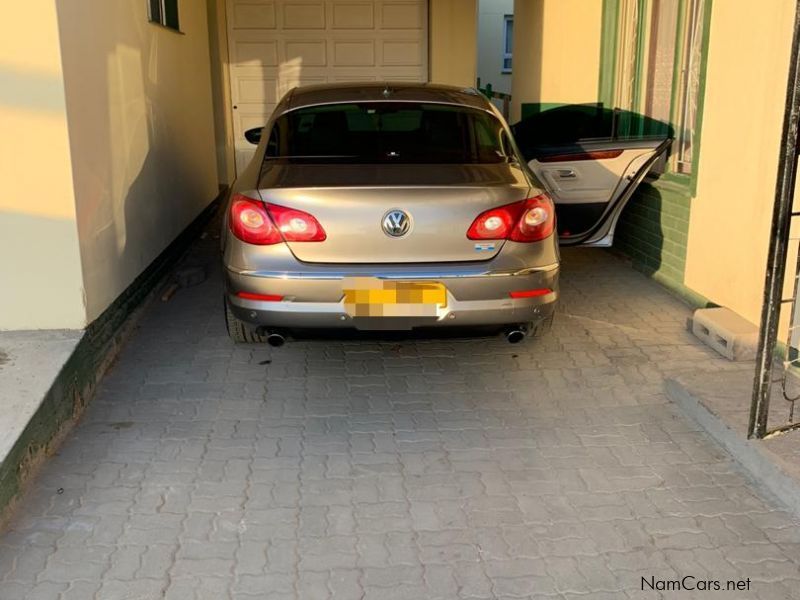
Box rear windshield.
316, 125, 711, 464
264, 102, 510, 164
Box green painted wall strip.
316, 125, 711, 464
0, 196, 222, 517
631, 0, 649, 129
598, 0, 620, 107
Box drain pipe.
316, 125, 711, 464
749, 0, 800, 439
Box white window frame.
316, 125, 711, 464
502, 15, 513, 74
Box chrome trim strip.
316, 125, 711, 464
228, 263, 559, 281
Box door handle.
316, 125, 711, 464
556, 169, 577, 179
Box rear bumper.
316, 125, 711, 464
225, 262, 559, 331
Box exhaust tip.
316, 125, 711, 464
506, 329, 526, 344
266, 333, 286, 347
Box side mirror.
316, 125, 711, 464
244, 127, 263, 145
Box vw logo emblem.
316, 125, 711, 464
382, 209, 411, 237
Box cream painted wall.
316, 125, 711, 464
477, 0, 514, 95
56, 0, 219, 323
208, 0, 236, 186
429, 0, 478, 87
511, 0, 602, 122
0, 1, 86, 329
683, 0, 795, 328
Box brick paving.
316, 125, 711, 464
1, 239, 800, 599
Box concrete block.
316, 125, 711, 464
690, 307, 759, 361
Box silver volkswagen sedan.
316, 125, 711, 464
223, 83, 667, 346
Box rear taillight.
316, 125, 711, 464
467, 194, 555, 243
229, 194, 326, 245
466, 204, 520, 240
267, 203, 326, 242
230, 195, 281, 245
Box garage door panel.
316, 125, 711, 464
234, 78, 279, 104
227, 0, 428, 172
331, 73, 379, 81
282, 2, 326, 28
332, 2, 375, 28
232, 2, 277, 28
381, 73, 423, 81
381, 40, 422, 66
232, 40, 279, 67
333, 41, 376, 66
380, 2, 424, 29
283, 40, 327, 66
277, 75, 327, 97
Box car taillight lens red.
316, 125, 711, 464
230, 195, 281, 245
229, 194, 326, 245
267, 203, 327, 242
467, 194, 555, 243
466, 205, 518, 240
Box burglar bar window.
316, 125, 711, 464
149, 0, 180, 32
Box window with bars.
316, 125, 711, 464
149, 0, 180, 32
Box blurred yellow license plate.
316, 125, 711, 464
343, 278, 447, 317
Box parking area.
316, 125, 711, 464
1, 235, 799, 600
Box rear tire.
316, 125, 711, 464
225, 300, 267, 343
529, 314, 554, 339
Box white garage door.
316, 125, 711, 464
226, 0, 429, 171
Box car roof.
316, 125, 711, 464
275, 82, 493, 116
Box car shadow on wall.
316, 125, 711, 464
511, 103, 676, 277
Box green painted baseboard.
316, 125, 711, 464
645, 266, 715, 310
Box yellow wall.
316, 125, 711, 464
684, 0, 795, 327
511, 0, 602, 121
0, 1, 86, 329
56, 0, 219, 323
429, 0, 478, 86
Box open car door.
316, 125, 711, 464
512, 104, 673, 247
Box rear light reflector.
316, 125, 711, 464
229, 194, 327, 245
467, 194, 555, 243
509, 289, 552, 299
237, 292, 284, 302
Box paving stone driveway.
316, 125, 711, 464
2, 239, 800, 600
